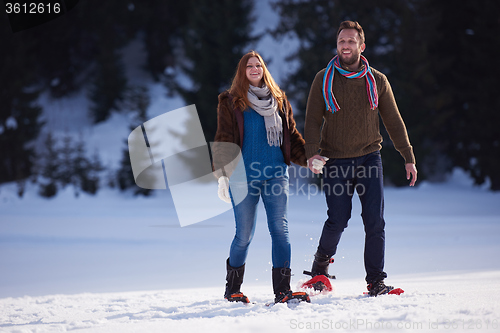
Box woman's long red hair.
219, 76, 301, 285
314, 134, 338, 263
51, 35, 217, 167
229, 51, 285, 111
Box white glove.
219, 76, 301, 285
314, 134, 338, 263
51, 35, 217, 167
217, 176, 231, 203
312, 156, 329, 173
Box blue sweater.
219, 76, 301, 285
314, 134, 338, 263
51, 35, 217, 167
242, 108, 287, 181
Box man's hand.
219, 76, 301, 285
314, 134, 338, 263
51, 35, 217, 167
308, 155, 329, 174
405, 163, 417, 186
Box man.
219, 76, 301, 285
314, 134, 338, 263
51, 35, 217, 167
304, 21, 417, 296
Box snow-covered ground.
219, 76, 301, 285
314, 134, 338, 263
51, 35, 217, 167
1, 169, 500, 332
1, 271, 499, 333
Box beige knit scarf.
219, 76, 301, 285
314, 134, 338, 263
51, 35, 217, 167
247, 84, 283, 147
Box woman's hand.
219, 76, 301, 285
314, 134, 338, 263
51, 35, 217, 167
218, 176, 231, 203
308, 155, 329, 174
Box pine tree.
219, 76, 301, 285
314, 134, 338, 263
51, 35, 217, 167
75, 0, 135, 123
88, 48, 128, 123
116, 86, 151, 196
175, 0, 255, 143
0, 75, 43, 186
271, 0, 339, 115
1, 0, 136, 188
15, 0, 136, 99
418, 0, 500, 190
37, 133, 60, 198
73, 137, 103, 196
0, 14, 44, 186
85, 1, 132, 123
138, 1, 190, 81
86, 151, 103, 194
35, 133, 104, 197
59, 134, 75, 187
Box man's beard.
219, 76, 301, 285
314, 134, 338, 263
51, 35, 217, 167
338, 49, 360, 67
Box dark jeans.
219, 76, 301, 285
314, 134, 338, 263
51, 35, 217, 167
318, 151, 387, 283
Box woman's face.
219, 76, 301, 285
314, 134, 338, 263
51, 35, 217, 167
246, 56, 263, 87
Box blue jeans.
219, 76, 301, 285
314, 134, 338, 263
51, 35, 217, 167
318, 151, 387, 283
228, 174, 291, 269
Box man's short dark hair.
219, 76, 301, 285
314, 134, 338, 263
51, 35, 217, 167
337, 21, 365, 45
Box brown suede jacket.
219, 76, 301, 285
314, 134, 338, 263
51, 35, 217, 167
213, 91, 306, 178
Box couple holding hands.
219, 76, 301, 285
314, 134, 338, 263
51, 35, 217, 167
212, 21, 417, 304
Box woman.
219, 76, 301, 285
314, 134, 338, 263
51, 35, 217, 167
212, 51, 308, 304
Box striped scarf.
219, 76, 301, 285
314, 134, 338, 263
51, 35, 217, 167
322, 55, 378, 113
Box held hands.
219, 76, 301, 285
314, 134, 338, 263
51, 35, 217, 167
217, 176, 231, 203
405, 163, 417, 186
307, 155, 329, 174
306, 156, 417, 185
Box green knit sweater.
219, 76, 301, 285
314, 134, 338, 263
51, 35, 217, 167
304, 66, 416, 164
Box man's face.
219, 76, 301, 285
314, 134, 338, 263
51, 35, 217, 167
336, 29, 366, 66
